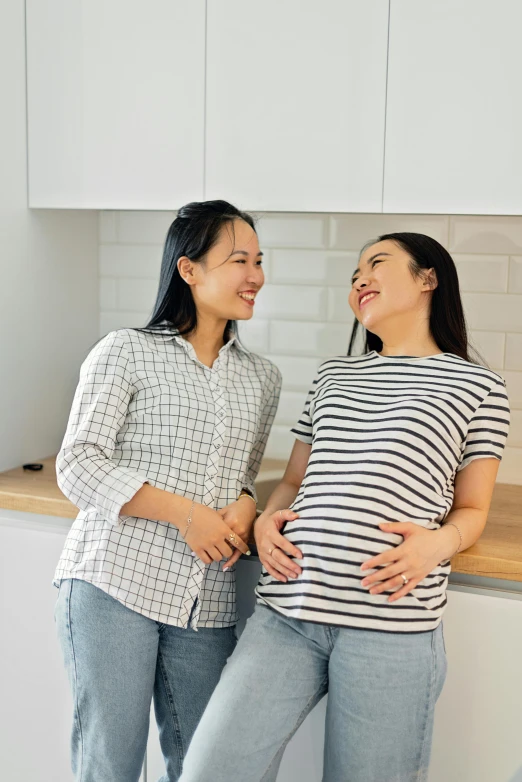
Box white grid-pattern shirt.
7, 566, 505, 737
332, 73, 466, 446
54, 328, 281, 629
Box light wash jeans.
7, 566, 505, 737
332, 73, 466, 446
55, 578, 237, 782
180, 603, 447, 782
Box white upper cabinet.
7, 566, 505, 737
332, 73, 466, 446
205, 0, 389, 213
384, 0, 522, 215
26, 1, 205, 209
28, 1, 522, 214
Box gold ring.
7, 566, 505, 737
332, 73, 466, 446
229, 533, 237, 544
268, 547, 275, 556
401, 574, 409, 585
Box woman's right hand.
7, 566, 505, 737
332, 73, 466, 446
184, 504, 250, 564
254, 509, 303, 582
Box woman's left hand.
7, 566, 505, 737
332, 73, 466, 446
360, 522, 452, 603
218, 497, 257, 571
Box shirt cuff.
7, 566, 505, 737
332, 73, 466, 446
291, 428, 313, 445
94, 468, 149, 526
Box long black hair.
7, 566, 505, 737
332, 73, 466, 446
348, 232, 483, 364
142, 200, 256, 338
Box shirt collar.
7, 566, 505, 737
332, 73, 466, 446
170, 329, 250, 360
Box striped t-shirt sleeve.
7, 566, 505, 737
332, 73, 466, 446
291, 375, 320, 444
458, 378, 511, 471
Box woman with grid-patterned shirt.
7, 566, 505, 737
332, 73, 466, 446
54, 201, 281, 782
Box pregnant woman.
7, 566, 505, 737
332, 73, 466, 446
180, 232, 511, 782
53, 200, 281, 782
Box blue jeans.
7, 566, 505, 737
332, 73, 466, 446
55, 578, 237, 782
180, 603, 447, 782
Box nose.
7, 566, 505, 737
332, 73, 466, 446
246, 265, 264, 287
355, 275, 371, 290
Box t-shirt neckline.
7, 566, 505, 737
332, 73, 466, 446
370, 350, 449, 362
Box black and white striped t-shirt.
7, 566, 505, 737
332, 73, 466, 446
256, 351, 511, 633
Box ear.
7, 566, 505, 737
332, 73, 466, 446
177, 256, 197, 286
422, 267, 438, 292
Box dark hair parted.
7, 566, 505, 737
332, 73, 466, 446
348, 232, 484, 364
142, 200, 256, 338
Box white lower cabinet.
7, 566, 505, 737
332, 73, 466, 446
428, 587, 522, 782
0, 514, 72, 782
146, 562, 522, 782
2, 515, 521, 782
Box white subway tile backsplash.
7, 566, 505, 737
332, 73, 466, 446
505, 334, 522, 371
238, 319, 269, 353
100, 244, 163, 278
454, 255, 508, 293
99, 278, 117, 310
99, 310, 149, 337
255, 284, 327, 321
502, 371, 522, 409
117, 278, 158, 314
98, 212, 522, 471
509, 257, 522, 293
99, 211, 117, 243
328, 288, 354, 323
264, 354, 321, 391
449, 216, 522, 254
269, 321, 351, 358
462, 294, 522, 332
469, 331, 505, 370
271, 249, 358, 286
275, 390, 308, 426
330, 214, 449, 250
256, 214, 327, 248
117, 211, 175, 244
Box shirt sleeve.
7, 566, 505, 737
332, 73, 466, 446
457, 377, 511, 472
243, 363, 283, 502
56, 331, 149, 525
290, 373, 320, 445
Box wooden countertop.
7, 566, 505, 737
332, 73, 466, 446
1, 456, 521, 583
0, 457, 288, 520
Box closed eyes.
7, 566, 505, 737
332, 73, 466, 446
351, 258, 383, 285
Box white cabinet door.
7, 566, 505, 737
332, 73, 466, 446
0, 517, 72, 782
429, 587, 522, 782
26, 1, 205, 209
384, 0, 522, 215
206, 0, 389, 213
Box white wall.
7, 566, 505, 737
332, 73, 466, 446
0, 0, 99, 471
98, 211, 522, 484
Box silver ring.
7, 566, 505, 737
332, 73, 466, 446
401, 574, 409, 585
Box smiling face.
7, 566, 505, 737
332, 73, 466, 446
178, 218, 264, 323
348, 239, 437, 339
